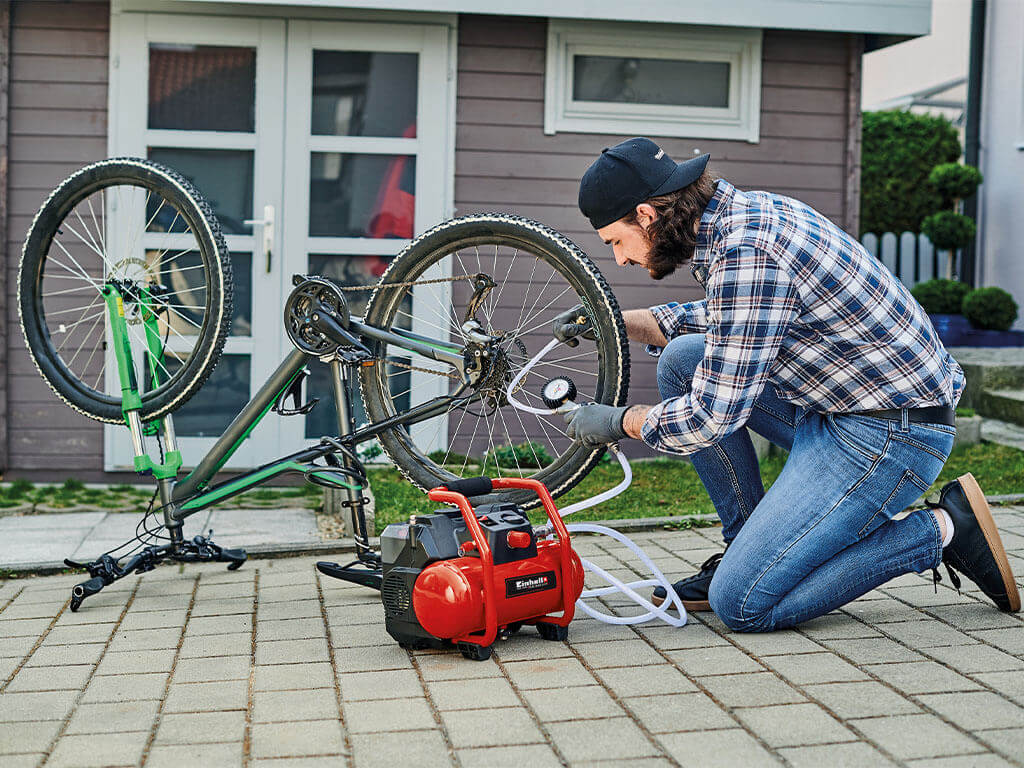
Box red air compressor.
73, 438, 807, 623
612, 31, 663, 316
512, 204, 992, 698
379, 476, 585, 660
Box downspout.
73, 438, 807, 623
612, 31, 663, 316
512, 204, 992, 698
961, 0, 986, 287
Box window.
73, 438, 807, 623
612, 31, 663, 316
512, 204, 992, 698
545, 21, 762, 142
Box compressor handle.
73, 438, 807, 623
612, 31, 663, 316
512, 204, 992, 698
441, 476, 493, 497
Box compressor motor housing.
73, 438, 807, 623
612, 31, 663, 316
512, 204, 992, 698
379, 477, 584, 660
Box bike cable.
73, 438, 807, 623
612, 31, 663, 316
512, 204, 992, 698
505, 338, 688, 627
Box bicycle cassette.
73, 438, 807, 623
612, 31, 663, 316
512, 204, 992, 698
284, 276, 351, 356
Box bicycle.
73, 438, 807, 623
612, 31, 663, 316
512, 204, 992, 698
17, 158, 629, 610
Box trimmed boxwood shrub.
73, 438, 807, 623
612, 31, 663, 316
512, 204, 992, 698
929, 163, 983, 205
962, 287, 1019, 331
920, 211, 977, 251
860, 111, 961, 235
910, 278, 971, 315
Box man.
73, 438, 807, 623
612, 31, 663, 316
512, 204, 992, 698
553, 137, 1020, 632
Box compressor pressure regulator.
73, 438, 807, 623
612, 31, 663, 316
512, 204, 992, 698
541, 377, 577, 410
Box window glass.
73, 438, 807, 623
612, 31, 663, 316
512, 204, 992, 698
309, 153, 415, 239
148, 148, 254, 235
312, 51, 417, 137
165, 353, 250, 437
148, 44, 256, 132
573, 55, 730, 107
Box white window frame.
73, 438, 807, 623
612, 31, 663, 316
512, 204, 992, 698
544, 20, 762, 143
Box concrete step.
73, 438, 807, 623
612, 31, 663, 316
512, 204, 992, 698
977, 388, 1024, 428
949, 347, 1024, 411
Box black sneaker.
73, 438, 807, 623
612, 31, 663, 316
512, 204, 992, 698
932, 472, 1021, 612
651, 550, 724, 612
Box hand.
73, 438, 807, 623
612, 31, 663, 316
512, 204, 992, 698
564, 403, 628, 446
552, 304, 596, 347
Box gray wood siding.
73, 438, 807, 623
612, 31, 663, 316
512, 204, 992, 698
6, 0, 109, 476
454, 16, 859, 454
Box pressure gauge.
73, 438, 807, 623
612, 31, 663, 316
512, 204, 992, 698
541, 377, 577, 409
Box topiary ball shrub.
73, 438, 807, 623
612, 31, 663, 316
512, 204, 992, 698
929, 163, 983, 205
962, 287, 1019, 331
911, 278, 971, 314
921, 211, 977, 251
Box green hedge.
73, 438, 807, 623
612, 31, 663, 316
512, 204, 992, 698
962, 287, 1019, 331
860, 111, 961, 236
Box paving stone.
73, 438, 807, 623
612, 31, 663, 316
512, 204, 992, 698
566, 619, 640, 644
637, 623, 731, 651
256, 599, 322, 621
0, 720, 63, 754
971, 628, 1024, 655
593, 664, 697, 697
0, 618, 54, 638
573, 639, 666, 668
780, 742, 898, 767
622, 692, 735, 733
915, 691, 1024, 731
429, 676, 520, 711
727, 630, 824, 657
118, 609, 189, 631
800, 615, 882, 640
45, 623, 118, 646
502, 657, 595, 690
343, 697, 437, 733
185, 613, 253, 636
173, 654, 251, 683
976, 728, 1024, 762
332, 644, 412, 673
65, 700, 160, 735
106, 627, 181, 653
925, 603, 1024, 631
734, 702, 857, 747
458, 743, 562, 768
254, 661, 334, 691
441, 706, 543, 748
256, 617, 324, 641
178, 631, 251, 659
256, 637, 329, 665
350, 730, 451, 768
254, 687, 339, 722
47, 730, 149, 768
877, 619, 979, 648
763, 652, 869, 685
0, 635, 37, 658
975, 671, 1024, 706
804, 681, 921, 719
6, 663, 92, 692
906, 754, 1014, 767
546, 716, 659, 761
94, 648, 176, 675
163, 679, 249, 713
251, 719, 346, 758
414, 652, 503, 681
0, 691, 77, 722
817, 636, 926, 665
81, 671, 168, 703
863, 661, 982, 695
698, 672, 806, 708
520, 684, 622, 722
852, 714, 984, 760
667, 645, 764, 676
491, 635, 575, 662
145, 741, 244, 768
924, 644, 1024, 674
338, 669, 423, 701
189, 598, 255, 618
25, 642, 103, 669
154, 710, 247, 743
658, 728, 780, 765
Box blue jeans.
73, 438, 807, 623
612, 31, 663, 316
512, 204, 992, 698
658, 334, 954, 632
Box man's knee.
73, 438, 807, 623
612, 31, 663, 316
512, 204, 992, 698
708, 568, 775, 633
656, 334, 705, 400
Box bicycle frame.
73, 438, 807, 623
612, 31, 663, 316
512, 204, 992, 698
104, 283, 476, 554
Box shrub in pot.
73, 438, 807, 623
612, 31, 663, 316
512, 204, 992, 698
959, 287, 1023, 346
911, 278, 972, 345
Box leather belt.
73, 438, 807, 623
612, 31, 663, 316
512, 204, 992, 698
841, 406, 956, 427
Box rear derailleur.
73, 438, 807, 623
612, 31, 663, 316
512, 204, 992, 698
64, 531, 247, 612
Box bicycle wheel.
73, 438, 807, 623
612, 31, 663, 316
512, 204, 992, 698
359, 213, 629, 506
18, 157, 232, 424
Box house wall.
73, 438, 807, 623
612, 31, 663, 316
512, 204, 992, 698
977, 0, 1024, 329
5, 0, 109, 478
453, 15, 862, 454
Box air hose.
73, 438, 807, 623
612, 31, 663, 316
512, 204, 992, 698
506, 339, 688, 627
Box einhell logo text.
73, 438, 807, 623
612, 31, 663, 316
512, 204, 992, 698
506, 570, 557, 598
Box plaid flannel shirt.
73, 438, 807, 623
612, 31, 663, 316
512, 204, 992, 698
641, 180, 965, 455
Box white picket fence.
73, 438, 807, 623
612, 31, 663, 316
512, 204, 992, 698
860, 232, 956, 289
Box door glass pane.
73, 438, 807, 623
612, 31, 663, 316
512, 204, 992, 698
312, 51, 417, 137
309, 153, 414, 238
149, 44, 256, 132
304, 254, 411, 439
165, 353, 250, 437
148, 148, 254, 234
145, 250, 252, 337
573, 55, 730, 107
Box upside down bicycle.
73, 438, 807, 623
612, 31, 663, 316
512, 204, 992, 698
17, 158, 629, 609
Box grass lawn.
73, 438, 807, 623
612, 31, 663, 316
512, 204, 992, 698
369, 440, 1024, 533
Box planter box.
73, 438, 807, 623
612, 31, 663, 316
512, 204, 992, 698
929, 314, 1024, 348
959, 328, 1024, 348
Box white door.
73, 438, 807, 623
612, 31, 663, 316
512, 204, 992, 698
107, 12, 453, 471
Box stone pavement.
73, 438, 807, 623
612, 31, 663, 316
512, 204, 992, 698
2, 508, 1024, 767
0, 508, 321, 571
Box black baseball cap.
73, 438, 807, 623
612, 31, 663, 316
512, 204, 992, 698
578, 137, 711, 229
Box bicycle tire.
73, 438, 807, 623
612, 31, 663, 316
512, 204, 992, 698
18, 157, 233, 424
359, 213, 629, 507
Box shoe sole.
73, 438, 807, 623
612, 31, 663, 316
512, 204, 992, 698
957, 472, 1021, 612
650, 594, 711, 612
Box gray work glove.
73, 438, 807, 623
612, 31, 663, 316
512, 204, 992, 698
564, 403, 628, 446
552, 304, 596, 347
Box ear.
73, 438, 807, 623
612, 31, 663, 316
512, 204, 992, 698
635, 203, 658, 229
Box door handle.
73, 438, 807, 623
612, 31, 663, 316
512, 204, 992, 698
244, 204, 275, 273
